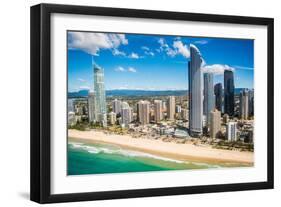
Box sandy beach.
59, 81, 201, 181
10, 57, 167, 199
68, 129, 254, 165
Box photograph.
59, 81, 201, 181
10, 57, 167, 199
67, 31, 255, 175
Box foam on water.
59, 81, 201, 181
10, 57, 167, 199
69, 142, 186, 164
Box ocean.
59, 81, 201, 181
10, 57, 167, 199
67, 141, 238, 175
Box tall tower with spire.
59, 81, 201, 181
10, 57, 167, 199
93, 58, 107, 126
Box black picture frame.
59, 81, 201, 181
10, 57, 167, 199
30, 3, 274, 204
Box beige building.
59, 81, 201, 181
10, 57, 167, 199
210, 109, 221, 138
108, 111, 117, 125
154, 100, 163, 123
167, 96, 175, 120
137, 100, 150, 125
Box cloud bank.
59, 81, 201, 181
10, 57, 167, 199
202, 64, 235, 74
68, 32, 128, 56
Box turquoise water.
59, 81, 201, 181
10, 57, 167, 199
67, 141, 229, 175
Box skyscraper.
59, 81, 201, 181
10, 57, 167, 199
168, 96, 176, 120
248, 89, 254, 117
181, 108, 188, 121
121, 102, 132, 126
224, 70, 235, 116
93, 63, 107, 126
112, 99, 122, 115
226, 122, 237, 141
88, 92, 95, 123
203, 73, 215, 126
214, 83, 223, 112
210, 109, 221, 138
137, 100, 150, 125
188, 44, 203, 137
239, 89, 249, 120
154, 100, 162, 123
176, 105, 182, 113
68, 99, 75, 113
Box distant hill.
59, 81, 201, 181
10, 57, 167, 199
68, 89, 188, 98
68, 88, 251, 98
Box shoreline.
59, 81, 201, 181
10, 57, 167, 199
68, 129, 254, 165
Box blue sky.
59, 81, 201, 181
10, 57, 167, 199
67, 31, 254, 92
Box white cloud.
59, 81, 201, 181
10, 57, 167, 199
202, 64, 235, 74
68, 32, 128, 56
194, 40, 208, 45
141, 46, 150, 51
173, 41, 190, 58
79, 85, 90, 90
129, 52, 139, 59
141, 46, 154, 57
158, 38, 190, 58
112, 48, 126, 56
233, 65, 254, 70
144, 51, 155, 56
166, 47, 177, 57
77, 78, 86, 82
128, 67, 137, 73
115, 66, 126, 72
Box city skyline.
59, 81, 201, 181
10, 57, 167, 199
68, 31, 254, 92
67, 32, 255, 175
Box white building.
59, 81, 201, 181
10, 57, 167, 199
176, 105, 182, 113
121, 102, 132, 126
112, 99, 122, 115
226, 122, 237, 141
68, 111, 76, 126
93, 63, 107, 126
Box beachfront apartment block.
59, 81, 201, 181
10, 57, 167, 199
137, 100, 150, 125
154, 100, 163, 123
168, 96, 176, 120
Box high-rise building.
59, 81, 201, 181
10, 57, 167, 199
239, 89, 249, 120
121, 102, 132, 126
203, 73, 215, 126
162, 101, 167, 112
176, 105, 182, 113
214, 83, 223, 112
108, 111, 117, 125
223, 114, 229, 124
154, 100, 162, 123
93, 64, 107, 126
188, 44, 203, 137
224, 70, 235, 116
181, 108, 188, 121
88, 92, 95, 123
210, 109, 221, 138
168, 96, 176, 120
112, 99, 122, 115
137, 100, 150, 125
68, 99, 75, 113
248, 89, 254, 117
68, 111, 76, 126
226, 122, 237, 141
